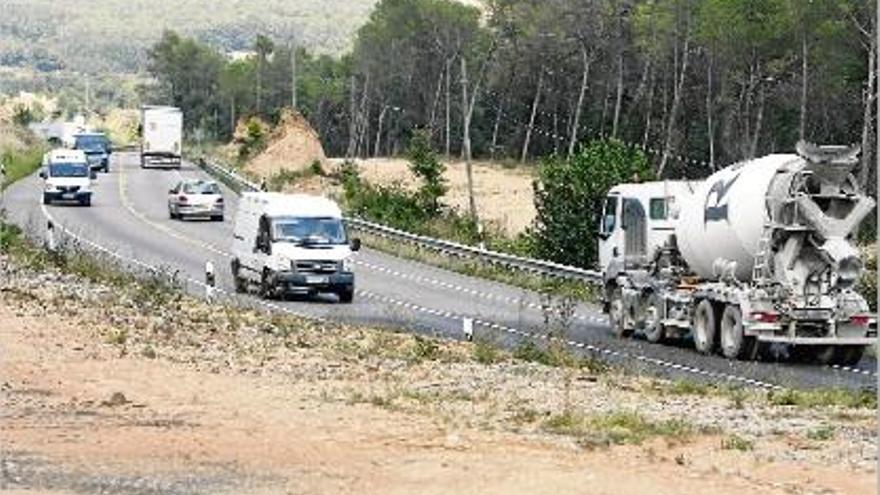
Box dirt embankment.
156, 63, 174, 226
0, 250, 876, 494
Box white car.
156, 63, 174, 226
40, 149, 94, 206
168, 179, 224, 221
230, 192, 360, 303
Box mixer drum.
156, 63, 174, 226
676, 154, 803, 281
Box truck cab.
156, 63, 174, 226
73, 132, 112, 173
231, 192, 360, 303
599, 181, 696, 283
39, 149, 95, 206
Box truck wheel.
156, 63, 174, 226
815, 345, 865, 366
338, 287, 354, 304
643, 292, 665, 343
231, 259, 247, 294
609, 287, 632, 338
692, 300, 718, 355
720, 305, 757, 360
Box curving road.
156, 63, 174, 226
4, 152, 876, 391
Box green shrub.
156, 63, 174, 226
532, 139, 653, 268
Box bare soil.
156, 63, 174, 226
1, 258, 875, 494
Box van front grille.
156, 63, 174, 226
295, 260, 338, 273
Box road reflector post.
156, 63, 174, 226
45, 220, 57, 252
462, 317, 474, 341
205, 260, 216, 301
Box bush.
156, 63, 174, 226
532, 139, 653, 268
858, 244, 876, 312
237, 116, 269, 160
407, 129, 447, 214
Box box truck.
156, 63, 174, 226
141, 105, 182, 169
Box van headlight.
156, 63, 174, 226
340, 258, 353, 272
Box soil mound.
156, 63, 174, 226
244, 109, 326, 179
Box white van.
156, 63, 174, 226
231, 192, 360, 303
39, 149, 95, 206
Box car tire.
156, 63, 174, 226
212, 215, 224, 222
42, 193, 51, 205
80, 197, 91, 207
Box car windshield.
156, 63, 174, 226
273, 217, 347, 245
182, 182, 220, 194
48, 163, 89, 178
75, 135, 109, 152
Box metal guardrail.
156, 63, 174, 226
195, 157, 603, 285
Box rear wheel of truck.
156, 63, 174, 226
692, 300, 718, 355
720, 305, 757, 360
609, 287, 632, 338
643, 292, 665, 343
814, 345, 865, 366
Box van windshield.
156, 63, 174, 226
48, 163, 89, 178
273, 217, 347, 245
74, 135, 109, 152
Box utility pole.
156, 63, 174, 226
875, 0, 879, 485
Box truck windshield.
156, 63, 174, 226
273, 217, 347, 245
48, 163, 89, 178
74, 136, 109, 152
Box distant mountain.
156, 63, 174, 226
0, 0, 379, 74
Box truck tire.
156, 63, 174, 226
720, 305, 757, 360
643, 292, 665, 343
231, 259, 247, 294
609, 287, 632, 338
692, 300, 718, 355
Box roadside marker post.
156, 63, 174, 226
205, 260, 216, 301
462, 317, 474, 341
45, 220, 56, 252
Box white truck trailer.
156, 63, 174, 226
600, 142, 876, 365
140, 105, 183, 168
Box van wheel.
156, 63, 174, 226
719, 305, 757, 360
692, 300, 718, 355
338, 287, 354, 304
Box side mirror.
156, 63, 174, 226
90, 171, 97, 180
350, 238, 361, 252
168, 189, 175, 194
39, 170, 47, 179
597, 231, 610, 241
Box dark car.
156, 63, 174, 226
73, 132, 112, 173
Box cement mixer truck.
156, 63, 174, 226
600, 142, 876, 365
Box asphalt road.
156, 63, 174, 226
4, 152, 876, 391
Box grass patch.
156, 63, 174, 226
766, 388, 877, 409
805, 425, 836, 442
473, 338, 503, 364
2, 143, 45, 190
543, 410, 695, 447
721, 434, 754, 451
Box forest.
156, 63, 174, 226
144, 0, 876, 186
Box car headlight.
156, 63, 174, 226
341, 257, 353, 272
44, 183, 57, 192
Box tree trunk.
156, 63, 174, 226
491, 97, 504, 159
428, 67, 444, 139
291, 44, 298, 110
346, 76, 357, 158
859, 26, 876, 188
612, 51, 624, 138
706, 54, 715, 171
460, 57, 478, 224
445, 58, 452, 157
799, 35, 808, 142
658, 27, 691, 177
521, 69, 544, 163
568, 48, 591, 157
642, 62, 656, 148
374, 105, 388, 158
750, 84, 766, 159
229, 96, 236, 136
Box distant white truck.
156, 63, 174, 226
230, 192, 360, 303
39, 149, 95, 206
140, 105, 182, 169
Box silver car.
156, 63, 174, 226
168, 179, 224, 221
